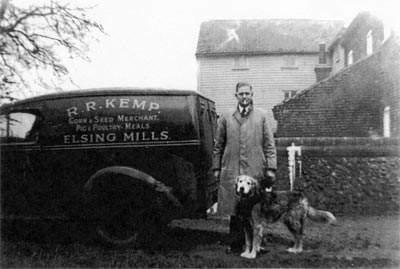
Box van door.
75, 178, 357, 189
0, 108, 46, 217
197, 98, 218, 212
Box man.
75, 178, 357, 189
212, 82, 277, 253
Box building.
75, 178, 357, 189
273, 12, 399, 138
196, 19, 344, 129
264, 13, 400, 216
329, 11, 385, 75
271, 13, 399, 215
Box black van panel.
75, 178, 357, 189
1, 89, 217, 220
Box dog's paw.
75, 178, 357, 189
258, 246, 270, 254
287, 247, 303, 254
241, 252, 256, 259
240, 251, 249, 258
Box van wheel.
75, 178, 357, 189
95, 200, 142, 246
91, 184, 166, 247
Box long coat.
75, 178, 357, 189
212, 106, 277, 217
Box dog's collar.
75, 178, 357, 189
236, 193, 261, 218
238, 192, 257, 199
237, 193, 261, 204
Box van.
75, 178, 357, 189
0, 88, 218, 245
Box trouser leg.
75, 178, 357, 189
228, 215, 244, 251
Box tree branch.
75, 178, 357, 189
0, 1, 104, 100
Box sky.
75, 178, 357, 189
15, 0, 400, 93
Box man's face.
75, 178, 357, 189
235, 85, 253, 107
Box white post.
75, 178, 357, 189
287, 143, 302, 191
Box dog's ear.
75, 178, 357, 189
252, 178, 259, 189
235, 176, 241, 184
251, 177, 259, 194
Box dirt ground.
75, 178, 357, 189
1, 214, 400, 268
172, 214, 400, 260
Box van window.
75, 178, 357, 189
0, 112, 37, 143
42, 95, 198, 146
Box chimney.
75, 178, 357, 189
318, 42, 327, 64
314, 42, 332, 82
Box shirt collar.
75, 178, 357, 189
238, 104, 252, 116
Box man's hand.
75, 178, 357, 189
260, 169, 276, 189
265, 169, 275, 181
213, 170, 221, 181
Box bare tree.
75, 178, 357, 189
0, 0, 104, 101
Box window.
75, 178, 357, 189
283, 90, 297, 100
0, 112, 38, 143
233, 55, 248, 69
281, 55, 298, 69
347, 50, 353, 65
366, 30, 373, 55
383, 106, 390, 137
382, 24, 391, 44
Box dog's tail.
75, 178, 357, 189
307, 206, 337, 224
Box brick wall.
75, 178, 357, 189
273, 138, 400, 215
380, 36, 400, 137
275, 155, 400, 215
273, 34, 400, 138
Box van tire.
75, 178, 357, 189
84, 167, 180, 247
93, 191, 165, 248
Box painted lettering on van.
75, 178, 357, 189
66, 98, 160, 117
67, 107, 78, 117
63, 131, 169, 144
117, 115, 158, 122
64, 133, 117, 144
69, 117, 87, 124
123, 131, 169, 142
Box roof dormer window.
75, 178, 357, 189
384, 106, 391, 137
366, 30, 373, 55
347, 50, 353, 66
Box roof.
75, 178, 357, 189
274, 43, 376, 109
275, 31, 398, 110
327, 27, 346, 52
341, 12, 382, 41
328, 12, 382, 51
1, 87, 213, 108
196, 19, 344, 56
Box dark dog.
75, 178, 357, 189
235, 175, 337, 259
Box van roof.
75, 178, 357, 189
2, 87, 214, 107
